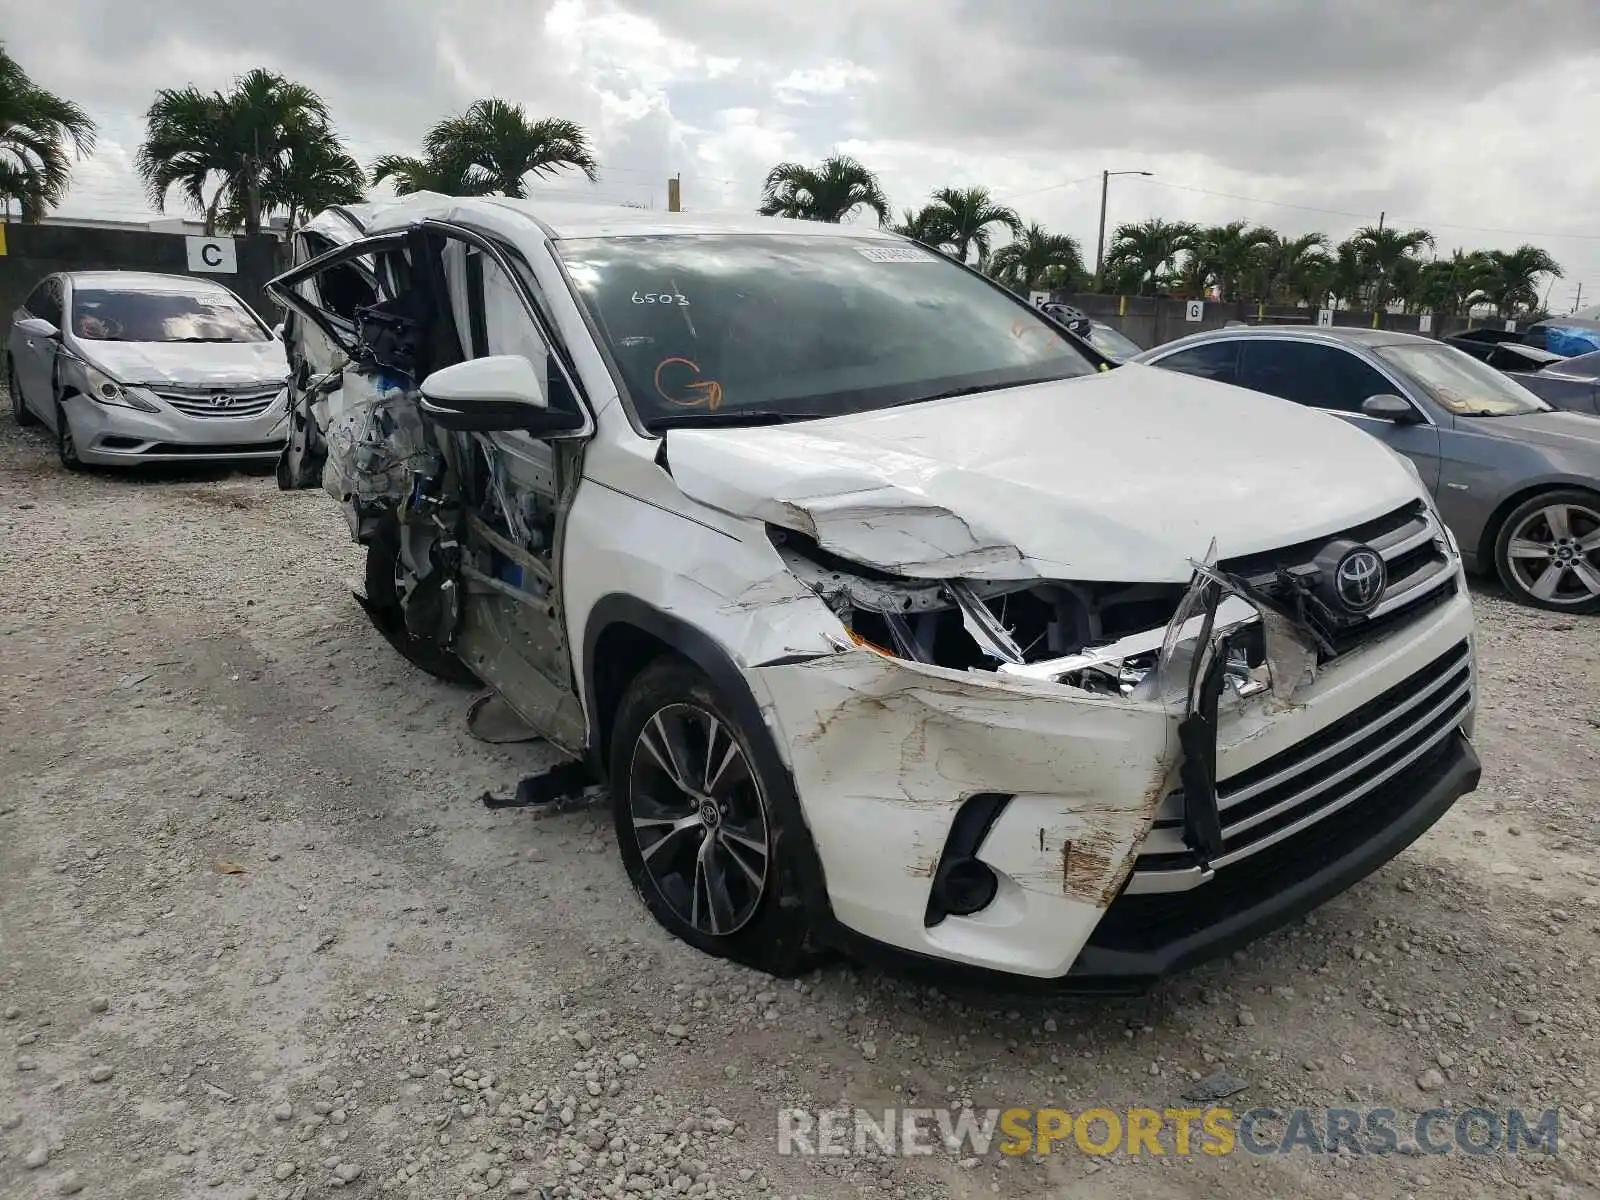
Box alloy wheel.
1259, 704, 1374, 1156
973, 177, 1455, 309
56, 401, 81, 469
1504, 501, 1600, 606
626, 703, 770, 937
7, 362, 28, 425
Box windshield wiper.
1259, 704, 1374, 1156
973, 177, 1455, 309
889, 375, 1078, 407
169, 336, 244, 343
647, 410, 820, 430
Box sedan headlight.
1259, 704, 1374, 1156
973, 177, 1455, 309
82, 363, 158, 412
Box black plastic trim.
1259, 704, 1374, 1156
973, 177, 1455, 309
923, 793, 1012, 927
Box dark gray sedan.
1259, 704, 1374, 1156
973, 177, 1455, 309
1505, 350, 1600, 417
1133, 326, 1600, 614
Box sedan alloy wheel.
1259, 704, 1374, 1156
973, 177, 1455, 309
1497, 492, 1600, 612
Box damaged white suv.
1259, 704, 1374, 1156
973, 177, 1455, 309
270, 195, 1480, 990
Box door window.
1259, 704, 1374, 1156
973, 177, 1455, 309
1237, 340, 1394, 413
25, 277, 63, 326
447, 241, 581, 416
1153, 341, 1239, 384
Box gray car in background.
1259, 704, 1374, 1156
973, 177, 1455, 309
1505, 350, 1600, 417
6, 270, 289, 470
1133, 326, 1600, 614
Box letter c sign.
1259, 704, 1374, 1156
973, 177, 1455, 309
186, 235, 238, 274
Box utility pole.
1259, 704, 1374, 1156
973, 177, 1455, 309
1094, 171, 1109, 289
667, 175, 681, 213
1093, 169, 1153, 292
1573, 282, 1583, 313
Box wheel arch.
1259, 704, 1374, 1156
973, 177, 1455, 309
580, 593, 836, 925
1476, 478, 1600, 570
582, 594, 768, 775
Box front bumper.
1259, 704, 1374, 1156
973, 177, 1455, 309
64, 388, 289, 466
753, 585, 1477, 986
1070, 728, 1478, 989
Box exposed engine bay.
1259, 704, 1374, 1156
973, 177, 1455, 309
770, 526, 1325, 707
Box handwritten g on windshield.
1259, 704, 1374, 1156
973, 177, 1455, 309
654, 357, 724, 409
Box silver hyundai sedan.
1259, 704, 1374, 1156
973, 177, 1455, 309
5, 270, 290, 470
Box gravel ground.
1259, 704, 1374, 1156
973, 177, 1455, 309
2, 393, 1598, 1200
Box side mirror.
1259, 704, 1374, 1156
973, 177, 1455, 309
272, 322, 286, 340
15, 317, 59, 340
418, 354, 583, 435
1362, 394, 1424, 425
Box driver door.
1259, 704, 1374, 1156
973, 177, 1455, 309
267, 223, 594, 751
11, 276, 64, 417
437, 235, 592, 750
1235, 338, 1443, 493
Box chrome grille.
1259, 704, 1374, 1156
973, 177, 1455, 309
153, 384, 281, 418
1220, 499, 1458, 660
1128, 639, 1473, 892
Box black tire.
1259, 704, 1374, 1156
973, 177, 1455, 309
54, 396, 84, 472
609, 656, 820, 976
7, 359, 36, 427
359, 526, 480, 685
1492, 489, 1600, 615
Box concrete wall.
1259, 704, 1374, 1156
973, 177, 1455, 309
0, 223, 287, 329
1048, 291, 1501, 352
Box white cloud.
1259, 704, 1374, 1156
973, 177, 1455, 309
773, 61, 876, 106
7, 0, 1597, 299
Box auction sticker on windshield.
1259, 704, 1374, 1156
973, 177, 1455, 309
857, 247, 936, 263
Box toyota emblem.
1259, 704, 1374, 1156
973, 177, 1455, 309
1334, 546, 1387, 613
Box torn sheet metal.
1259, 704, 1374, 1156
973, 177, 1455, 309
754, 649, 1178, 978
1183, 557, 1325, 704
320, 371, 436, 509
947, 581, 1026, 664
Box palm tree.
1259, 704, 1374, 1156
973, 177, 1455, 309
922, 186, 1020, 266
137, 69, 356, 235
1180, 222, 1275, 301
1244, 231, 1329, 304
1288, 253, 1337, 309
370, 150, 494, 197
1350, 224, 1434, 314
420, 99, 597, 196
1411, 250, 1492, 317
757, 154, 890, 224
891, 204, 950, 249
1330, 239, 1369, 309
1476, 245, 1563, 317
1103, 218, 1196, 295
0, 44, 96, 221
226, 128, 364, 230
988, 223, 1085, 293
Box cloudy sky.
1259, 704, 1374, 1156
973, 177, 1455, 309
8, 0, 1600, 305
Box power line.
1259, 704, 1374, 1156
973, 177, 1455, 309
997, 173, 1103, 202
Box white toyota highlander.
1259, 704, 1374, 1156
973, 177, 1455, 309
269, 194, 1480, 991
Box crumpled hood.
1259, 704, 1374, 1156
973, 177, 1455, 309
79, 339, 288, 388
666, 364, 1425, 583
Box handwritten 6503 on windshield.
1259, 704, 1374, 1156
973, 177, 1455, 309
633, 291, 690, 306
